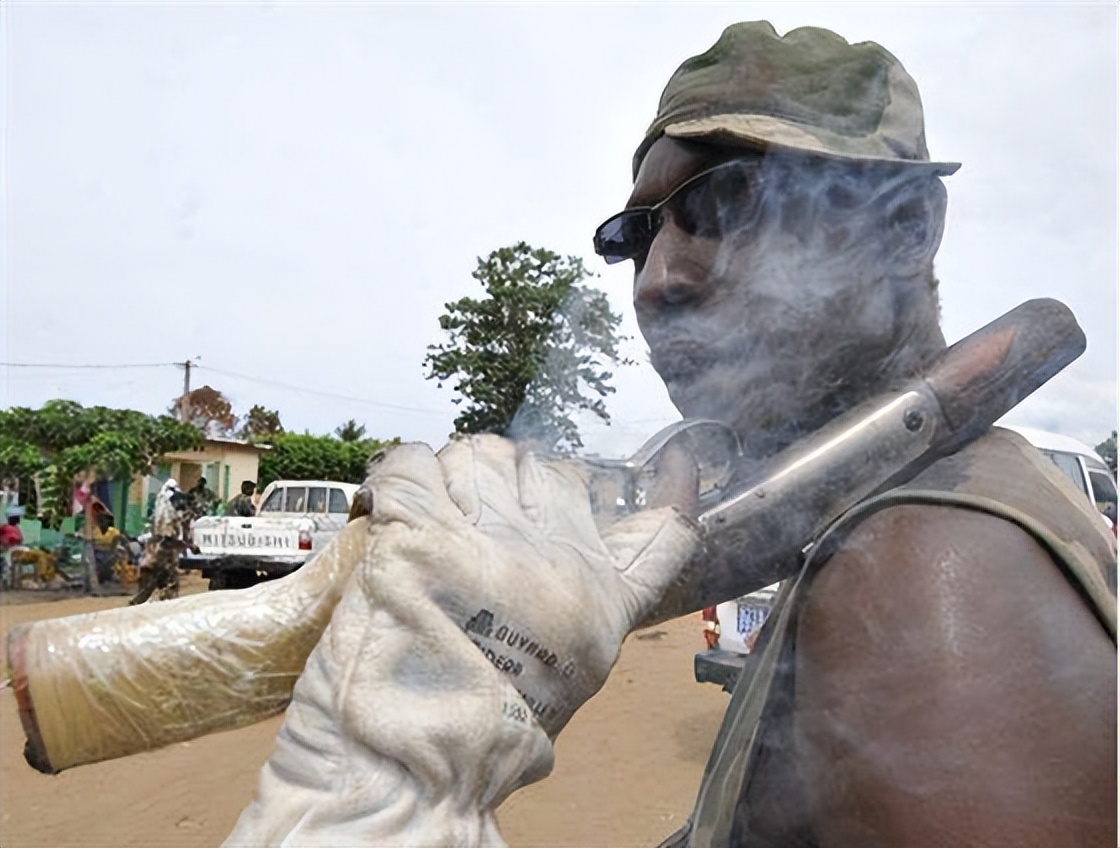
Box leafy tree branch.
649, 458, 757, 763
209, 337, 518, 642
424, 242, 630, 452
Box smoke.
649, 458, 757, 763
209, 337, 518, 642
506, 286, 619, 455
505, 155, 952, 526
640, 154, 948, 458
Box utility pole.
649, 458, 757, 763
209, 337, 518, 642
177, 359, 194, 423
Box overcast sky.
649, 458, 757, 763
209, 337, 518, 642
2, 1, 1116, 458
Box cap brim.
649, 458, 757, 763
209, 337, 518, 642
665, 114, 961, 176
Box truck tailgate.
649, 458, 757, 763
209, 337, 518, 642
193, 517, 302, 560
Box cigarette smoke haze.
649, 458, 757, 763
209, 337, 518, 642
633, 155, 949, 461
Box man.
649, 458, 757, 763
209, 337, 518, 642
130, 479, 189, 605
87, 21, 1112, 847
187, 478, 217, 520
1, 507, 24, 590
226, 480, 256, 517
0, 508, 23, 551
91, 509, 125, 584
593, 23, 1116, 848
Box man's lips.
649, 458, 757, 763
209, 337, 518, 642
650, 341, 719, 383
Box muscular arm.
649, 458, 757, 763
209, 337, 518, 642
794, 505, 1116, 848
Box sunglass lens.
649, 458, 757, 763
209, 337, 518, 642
594, 210, 654, 264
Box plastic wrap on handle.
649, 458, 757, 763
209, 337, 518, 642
6, 520, 370, 774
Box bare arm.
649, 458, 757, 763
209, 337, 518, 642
794, 505, 1116, 848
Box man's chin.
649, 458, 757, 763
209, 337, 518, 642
663, 375, 748, 430
663, 374, 818, 457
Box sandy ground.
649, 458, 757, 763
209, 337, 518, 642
0, 573, 731, 848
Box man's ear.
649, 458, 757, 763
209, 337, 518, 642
884, 178, 947, 274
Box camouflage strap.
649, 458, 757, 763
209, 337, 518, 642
681, 576, 801, 848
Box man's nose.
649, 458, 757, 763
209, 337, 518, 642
633, 220, 712, 310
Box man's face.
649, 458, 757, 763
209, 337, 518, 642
626, 137, 918, 455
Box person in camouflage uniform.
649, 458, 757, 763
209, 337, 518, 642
186, 479, 218, 521
130, 478, 190, 605
226, 480, 257, 517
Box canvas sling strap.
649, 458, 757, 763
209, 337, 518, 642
663, 483, 1116, 848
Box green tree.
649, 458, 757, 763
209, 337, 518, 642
334, 419, 367, 442
240, 405, 285, 441
258, 433, 400, 488
0, 400, 202, 527
1095, 431, 1117, 473
0, 434, 48, 483
424, 242, 630, 452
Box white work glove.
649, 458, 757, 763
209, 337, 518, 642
225, 436, 699, 848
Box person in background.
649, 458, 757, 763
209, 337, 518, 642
187, 478, 218, 520
91, 509, 124, 584
1, 508, 24, 590
0, 508, 23, 551
227, 480, 257, 517
130, 479, 190, 605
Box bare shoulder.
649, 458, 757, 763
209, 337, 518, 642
801, 502, 1109, 653
792, 503, 1116, 848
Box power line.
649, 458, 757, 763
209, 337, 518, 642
0, 359, 446, 416
0, 362, 178, 369
197, 364, 448, 417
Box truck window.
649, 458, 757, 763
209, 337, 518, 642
285, 487, 308, 513
329, 488, 350, 514
260, 488, 284, 513
1041, 450, 1089, 497
308, 487, 328, 513
1088, 469, 1118, 524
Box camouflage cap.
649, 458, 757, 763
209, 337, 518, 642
634, 22, 960, 178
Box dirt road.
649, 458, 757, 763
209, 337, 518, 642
0, 577, 730, 847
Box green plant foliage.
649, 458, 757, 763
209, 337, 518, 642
424, 242, 630, 452
1095, 431, 1117, 473
258, 433, 400, 488
35, 463, 66, 529
0, 400, 203, 527
240, 404, 285, 441
334, 419, 367, 443
60, 432, 144, 480
0, 435, 47, 481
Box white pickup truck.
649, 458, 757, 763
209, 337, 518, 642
184, 480, 359, 590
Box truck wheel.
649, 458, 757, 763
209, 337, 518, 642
208, 572, 228, 591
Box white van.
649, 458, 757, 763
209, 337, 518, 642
1003, 426, 1117, 527
694, 427, 1118, 691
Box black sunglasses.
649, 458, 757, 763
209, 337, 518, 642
592, 157, 770, 265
